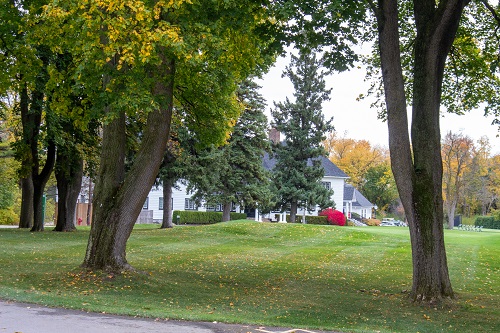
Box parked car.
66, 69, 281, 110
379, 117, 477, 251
380, 218, 407, 226
380, 220, 398, 226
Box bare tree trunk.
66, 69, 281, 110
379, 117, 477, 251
83, 59, 175, 272
289, 201, 298, 223
161, 178, 174, 228
374, 0, 468, 303
19, 176, 34, 228
222, 202, 232, 222
31, 140, 56, 232
54, 149, 83, 232
86, 179, 93, 225
18, 85, 34, 229
447, 200, 457, 230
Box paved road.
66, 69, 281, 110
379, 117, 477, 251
0, 300, 341, 333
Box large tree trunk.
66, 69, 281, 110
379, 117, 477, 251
83, 59, 175, 272
19, 176, 34, 228
18, 85, 34, 229
161, 177, 174, 228
31, 140, 56, 232
375, 0, 468, 303
54, 149, 84, 232
447, 202, 457, 230
222, 202, 232, 222
86, 179, 93, 225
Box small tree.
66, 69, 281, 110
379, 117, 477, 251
442, 131, 474, 229
271, 49, 334, 222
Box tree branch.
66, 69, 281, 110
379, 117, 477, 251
480, 0, 500, 26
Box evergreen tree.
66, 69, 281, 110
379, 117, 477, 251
271, 50, 334, 222
189, 79, 272, 221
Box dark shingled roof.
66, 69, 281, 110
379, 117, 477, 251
262, 153, 349, 178
343, 184, 373, 207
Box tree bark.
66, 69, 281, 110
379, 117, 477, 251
86, 179, 93, 225
446, 201, 457, 230
161, 177, 174, 228
222, 202, 232, 222
289, 201, 298, 223
18, 84, 34, 229
31, 139, 56, 232
19, 176, 34, 228
54, 148, 83, 232
83, 59, 175, 272
375, 0, 469, 303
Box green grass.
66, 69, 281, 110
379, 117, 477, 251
0, 222, 498, 333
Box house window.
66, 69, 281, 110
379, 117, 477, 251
321, 182, 331, 190
143, 197, 149, 210
185, 199, 197, 210
215, 204, 223, 212
159, 197, 163, 210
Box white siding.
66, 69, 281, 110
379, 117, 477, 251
147, 177, 347, 221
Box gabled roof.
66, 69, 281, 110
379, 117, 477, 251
262, 153, 349, 178
343, 184, 374, 207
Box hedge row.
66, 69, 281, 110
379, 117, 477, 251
285, 215, 328, 225
475, 216, 500, 229
173, 210, 247, 225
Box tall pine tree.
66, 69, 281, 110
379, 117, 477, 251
271, 50, 334, 222
189, 79, 272, 221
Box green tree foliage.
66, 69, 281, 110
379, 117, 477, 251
271, 50, 334, 222
40, 0, 280, 271
0, 106, 20, 225
188, 79, 273, 222
360, 163, 399, 213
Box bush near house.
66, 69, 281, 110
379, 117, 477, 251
364, 219, 381, 226
173, 210, 247, 225
319, 208, 346, 226
475, 216, 500, 229
286, 215, 328, 225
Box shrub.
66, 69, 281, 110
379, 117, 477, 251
0, 208, 18, 225
173, 211, 247, 225
475, 216, 500, 229
364, 218, 381, 226
284, 215, 327, 224
305, 215, 328, 225
319, 208, 346, 226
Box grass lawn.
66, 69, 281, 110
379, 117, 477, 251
0, 221, 498, 333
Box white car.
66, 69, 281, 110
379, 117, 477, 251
380, 221, 398, 226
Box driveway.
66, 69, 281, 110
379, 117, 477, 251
0, 300, 341, 333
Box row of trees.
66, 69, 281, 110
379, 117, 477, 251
325, 130, 500, 229
2, 0, 499, 304
442, 132, 500, 228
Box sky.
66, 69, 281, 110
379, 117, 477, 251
257, 54, 500, 155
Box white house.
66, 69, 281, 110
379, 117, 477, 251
140, 154, 360, 223
343, 184, 375, 219
140, 129, 373, 223
139, 182, 246, 224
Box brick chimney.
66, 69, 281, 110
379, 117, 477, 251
269, 128, 280, 144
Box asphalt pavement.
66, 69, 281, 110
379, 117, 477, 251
0, 300, 341, 333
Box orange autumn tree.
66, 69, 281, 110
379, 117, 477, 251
324, 131, 388, 189
441, 131, 474, 229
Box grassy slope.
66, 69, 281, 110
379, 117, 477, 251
0, 222, 498, 333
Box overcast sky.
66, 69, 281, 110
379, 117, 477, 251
258, 54, 500, 155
